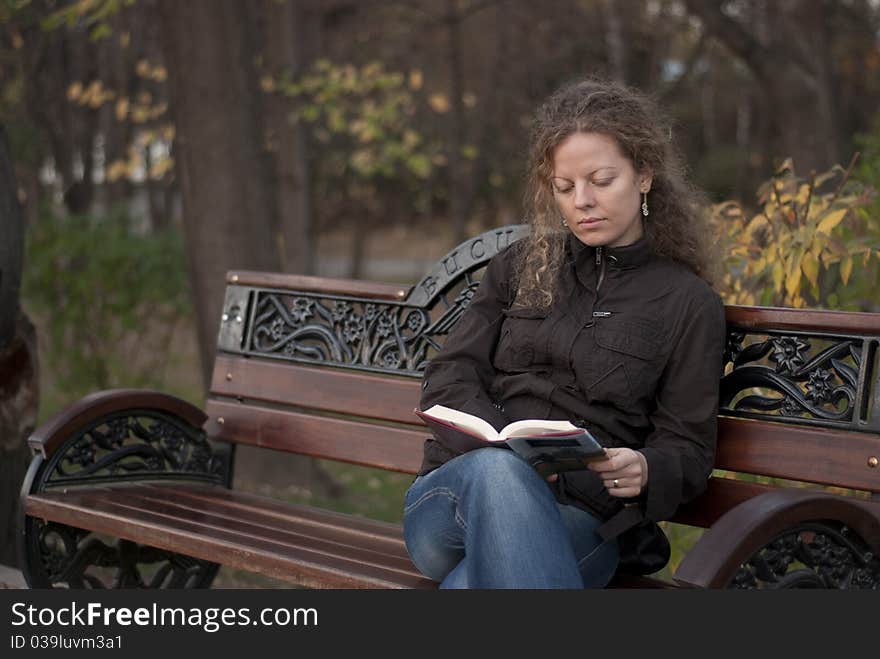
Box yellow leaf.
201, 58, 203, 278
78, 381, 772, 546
801, 253, 819, 288
428, 94, 450, 113
115, 98, 129, 121
745, 214, 768, 239
148, 157, 173, 179
152, 66, 167, 82
772, 260, 784, 293
67, 82, 83, 101
89, 91, 106, 108
785, 266, 801, 298
784, 251, 803, 298
816, 209, 847, 235
462, 92, 477, 108
795, 184, 810, 206
136, 59, 151, 77
409, 70, 423, 90
106, 159, 127, 182
403, 130, 420, 148
840, 255, 853, 285
260, 76, 275, 93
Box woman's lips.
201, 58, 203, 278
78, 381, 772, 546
577, 217, 604, 226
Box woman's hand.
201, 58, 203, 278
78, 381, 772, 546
545, 448, 648, 496
587, 448, 648, 498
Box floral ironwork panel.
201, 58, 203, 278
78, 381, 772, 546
29, 520, 217, 588
41, 411, 227, 488
720, 329, 876, 430
247, 278, 483, 376
731, 522, 880, 589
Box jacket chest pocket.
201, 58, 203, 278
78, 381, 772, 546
588, 319, 664, 405
492, 308, 548, 371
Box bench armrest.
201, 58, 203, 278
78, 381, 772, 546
28, 389, 207, 459
673, 488, 880, 588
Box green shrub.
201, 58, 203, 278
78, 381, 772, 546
21, 208, 195, 417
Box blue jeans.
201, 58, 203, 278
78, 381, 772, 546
403, 448, 619, 589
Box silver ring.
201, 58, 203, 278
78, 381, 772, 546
612, 479, 619, 489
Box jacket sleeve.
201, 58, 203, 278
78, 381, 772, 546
638, 289, 726, 522
419, 247, 513, 431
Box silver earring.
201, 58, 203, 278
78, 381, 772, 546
641, 191, 649, 217
561, 218, 568, 227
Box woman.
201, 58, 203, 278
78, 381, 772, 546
403, 78, 726, 588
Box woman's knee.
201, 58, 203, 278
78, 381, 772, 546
403, 482, 465, 582
458, 447, 543, 491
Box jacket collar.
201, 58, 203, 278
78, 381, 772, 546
567, 233, 654, 270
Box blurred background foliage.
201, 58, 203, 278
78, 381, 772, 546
2, 0, 880, 584
20, 206, 196, 414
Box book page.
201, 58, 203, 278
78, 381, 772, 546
499, 418, 581, 441
420, 404, 500, 441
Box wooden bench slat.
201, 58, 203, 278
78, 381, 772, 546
33, 489, 417, 571
104, 489, 414, 565
725, 305, 880, 334
209, 356, 422, 425
226, 270, 410, 300
716, 417, 880, 492
140, 483, 407, 540
204, 400, 425, 473
26, 489, 433, 589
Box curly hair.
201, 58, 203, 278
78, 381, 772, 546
514, 77, 716, 310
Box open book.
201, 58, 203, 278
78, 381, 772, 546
415, 404, 607, 476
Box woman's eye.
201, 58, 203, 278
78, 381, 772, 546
554, 187, 573, 194
593, 179, 614, 187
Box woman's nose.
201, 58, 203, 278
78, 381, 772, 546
574, 184, 595, 208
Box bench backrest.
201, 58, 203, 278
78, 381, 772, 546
204, 225, 880, 524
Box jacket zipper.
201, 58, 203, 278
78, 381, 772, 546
596, 246, 606, 292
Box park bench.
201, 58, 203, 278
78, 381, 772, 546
18, 225, 880, 589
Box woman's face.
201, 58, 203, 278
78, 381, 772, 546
551, 131, 652, 248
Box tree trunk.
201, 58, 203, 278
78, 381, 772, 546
603, 0, 626, 82
264, 0, 315, 275
684, 0, 841, 172
446, 0, 469, 243
0, 125, 39, 568
159, 0, 281, 390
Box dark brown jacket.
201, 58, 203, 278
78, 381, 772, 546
418, 234, 726, 533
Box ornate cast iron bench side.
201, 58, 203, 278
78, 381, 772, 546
18, 224, 880, 589
19, 390, 230, 588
